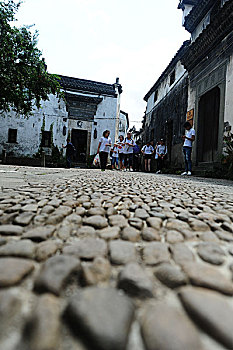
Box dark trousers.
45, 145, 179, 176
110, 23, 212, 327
183, 146, 192, 172
99, 151, 108, 170
157, 157, 164, 171
133, 154, 140, 171
124, 153, 133, 168
66, 155, 72, 168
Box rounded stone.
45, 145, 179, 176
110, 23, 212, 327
155, 263, 188, 288
76, 226, 96, 238
166, 230, 184, 244
140, 302, 202, 350
121, 226, 140, 242
197, 242, 225, 265
83, 215, 108, 229
142, 227, 161, 241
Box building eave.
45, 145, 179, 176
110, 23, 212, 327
181, 0, 233, 71
58, 74, 121, 98
178, 0, 199, 10
184, 0, 215, 33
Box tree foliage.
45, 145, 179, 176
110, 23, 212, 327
0, 0, 62, 115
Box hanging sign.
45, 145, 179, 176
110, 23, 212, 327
187, 109, 194, 121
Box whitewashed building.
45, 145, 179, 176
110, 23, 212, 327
118, 111, 129, 138
0, 75, 123, 164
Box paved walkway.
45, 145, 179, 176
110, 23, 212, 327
0, 165, 233, 350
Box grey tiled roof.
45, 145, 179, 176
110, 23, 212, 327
58, 75, 119, 97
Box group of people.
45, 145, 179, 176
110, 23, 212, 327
97, 131, 136, 172
97, 121, 195, 175
97, 132, 167, 173
141, 139, 167, 173
63, 121, 195, 175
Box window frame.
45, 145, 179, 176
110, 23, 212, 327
154, 90, 158, 103
41, 130, 52, 148
8, 129, 17, 143
170, 70, 176, 86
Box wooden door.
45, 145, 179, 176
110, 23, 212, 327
71, 129, 88, 163
198, 87, 220, 162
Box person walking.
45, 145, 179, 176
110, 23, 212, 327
141, 141, 154, 172
97, 130, 112, 171
123, 132, 136, 172
117, 135, 125, 170
181, 121, 196, 176
156, 139, 167, 174
133, 141, 141, 172
62, 138, 75, 169
111, 143, 119, 170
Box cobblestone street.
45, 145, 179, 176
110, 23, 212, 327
0, 165, 233, 350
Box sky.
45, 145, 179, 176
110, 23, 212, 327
16, 0, 190, 129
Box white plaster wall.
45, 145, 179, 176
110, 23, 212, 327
145, 61, 186, 118
0, 95, 68, 157
90, 95, 119, 155
187, 84, 196, 113
68, 120, 92, 132
224, 54, 233, 126
146, 95, 154, 114
0, 89, 120, 158
118, 113, 128, 138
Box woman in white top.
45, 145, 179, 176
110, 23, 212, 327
97, 130, 111, 171
123, 132, 136, 172
142, 141, 154, 172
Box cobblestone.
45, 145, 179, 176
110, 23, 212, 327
0, 166, 233, 349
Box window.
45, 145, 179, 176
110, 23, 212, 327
154, 90, 158, 103
170, 70, 176, 86
63, 126, 67, 136
41, 131, 51, 147
8, 129, 17, 143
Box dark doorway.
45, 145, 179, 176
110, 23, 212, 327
197, 87, 220, 163
166, 120, 173, 164
71, 129, 88, 163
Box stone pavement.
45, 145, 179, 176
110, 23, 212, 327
0, 165, 233, 350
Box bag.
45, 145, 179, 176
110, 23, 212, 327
93, 154, 100, 167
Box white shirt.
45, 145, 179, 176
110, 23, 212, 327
117, 141, 125, 154
123, 138, 136, 154
112, 146, 119, 158
184, 128, 195, 147
156, 144, 167, 155
142, 145, 154, 154
99, 137, 112, 153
